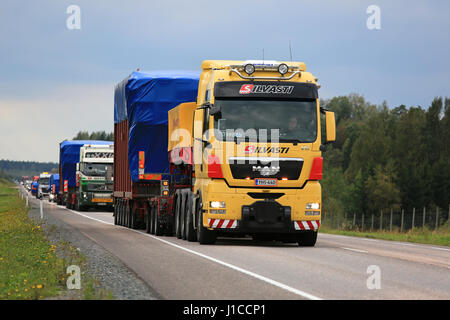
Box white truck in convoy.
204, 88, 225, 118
37, 172, 51, 199
74, 144, 114, 211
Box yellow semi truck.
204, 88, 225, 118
168, 60, 336, 246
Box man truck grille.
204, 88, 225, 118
228, 157, 303, 180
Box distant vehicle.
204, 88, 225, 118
49, 174, 60, 202
75, 144, 114, 211
31, 181, 39, 197
58, 140, 113, 208
37, 172, 51, 199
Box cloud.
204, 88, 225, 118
0, 83, 113, 162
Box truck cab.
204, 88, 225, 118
75, 144, 114, 211
37, 172, 51, 199
186, 60, 336, 245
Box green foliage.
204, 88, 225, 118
0, 160, 58, 180
73, 131, 113, 141
322, 94, 450, 222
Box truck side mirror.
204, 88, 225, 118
209, 104, 221, 116
325, 111, 336, 144
76, 163, 80, 171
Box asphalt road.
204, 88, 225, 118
24, 192, 450, 300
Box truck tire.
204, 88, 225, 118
130, 208, 137, 229
145, 209, 151, 233
196, 197, 216, 245
149, 205, 155, 235
114, 201, 118, 225
124, 202, 129, 228
154, 205, 163, 236
180, 191, 187, 240
297, 231, 317, 247
185, 192, 197, 242
174, 192, 182, 239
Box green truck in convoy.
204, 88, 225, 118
74, 143, 114, 211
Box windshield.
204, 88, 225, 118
39, 178, 49, 185
213, 99, 317, 142
82, 163, 113, 177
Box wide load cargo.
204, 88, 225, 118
49, 174, 59, 202
114, 71, 199, 191
58, 140, 113, 206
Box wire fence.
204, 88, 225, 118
322, 205, 450, 232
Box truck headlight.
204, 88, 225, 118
244, 63, 255, 75
210, 201, 225, 208
306, 203, 320, 210
278, 63, 289, 75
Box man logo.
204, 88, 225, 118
239, 84, 254, 94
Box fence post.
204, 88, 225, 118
380, 209, 383, 231
353, 213, 356, 227
435, 207, 439, 230
412, 207, 415, 230
371, 214, 374, 231
337, 214, 340, 229
390, 208, 393, 232
344, 212, 347, 229
401, 209, 404, 232
423, 207, 426, 230
362, 213, 365, 231
40, 199, 43, 219
448, 204, 450, 228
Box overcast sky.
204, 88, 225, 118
1, 0, 449, 162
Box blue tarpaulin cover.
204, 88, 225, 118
114, 71, 199, 182
49, 174, 60, 194
31, 181, 38, 193
60, 140, 113, 188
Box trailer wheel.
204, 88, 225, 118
149, 205, 155, 234
130, 208, 137, 229
124, 201, 129, 228
297, 231, 318, 247
180, 191, 187, 240
185, 192, 197, 242
174, 192, 182, 239
118, 201, 123, 226
154, 205, 163, 236
114, 200, 118, 225
197, 197, 216, 245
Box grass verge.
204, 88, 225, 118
0, 179, 113, 299
320, 224, 450, 247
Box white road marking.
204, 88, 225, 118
341, 247, 369, 253
63, 207, 322, 300
321, 233, 450, 252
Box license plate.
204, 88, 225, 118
255, 178, 277, 186
92, 198, 113, 203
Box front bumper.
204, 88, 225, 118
202, 179, 321, 232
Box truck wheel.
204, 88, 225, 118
114, 201, 118, 225
297, 231, 318, 247
196, 198, 216, 245
185, 192, 197, 242
154, 205, 163, 236
175, 193, 182, 239
149, 205, 155, 235
180, 191, 187, 240
145, 209, 151, 233
119, 202, 124, 226
130, 209, 136, 229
